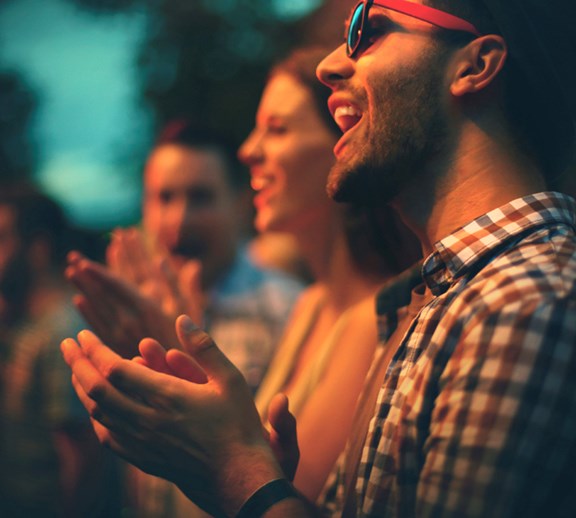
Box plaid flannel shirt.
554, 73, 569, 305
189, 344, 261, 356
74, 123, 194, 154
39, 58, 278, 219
325, 191, 576, 517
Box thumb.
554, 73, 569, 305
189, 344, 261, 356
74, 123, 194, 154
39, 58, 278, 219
175, 314, 237, 383
267, 393, 299, 481
268, 393, 298, 447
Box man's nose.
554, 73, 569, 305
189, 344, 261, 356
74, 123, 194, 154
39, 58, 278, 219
171, 199, 195, 236
316, 44, 353, 88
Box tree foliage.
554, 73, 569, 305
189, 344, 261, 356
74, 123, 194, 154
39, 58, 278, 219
60, 0, 353, 141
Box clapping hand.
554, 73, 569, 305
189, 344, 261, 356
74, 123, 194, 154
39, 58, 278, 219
66, 227, 203, 357
61, 316, 292, 516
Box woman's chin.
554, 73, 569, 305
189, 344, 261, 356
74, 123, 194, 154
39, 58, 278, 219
255, 213, 291, 236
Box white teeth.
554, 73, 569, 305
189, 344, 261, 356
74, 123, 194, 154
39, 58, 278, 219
334, 105, 362, 119
333, 105, 363, 130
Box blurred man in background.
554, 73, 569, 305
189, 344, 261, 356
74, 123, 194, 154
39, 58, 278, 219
66, 122, 303, 517
68, 122, 302, 389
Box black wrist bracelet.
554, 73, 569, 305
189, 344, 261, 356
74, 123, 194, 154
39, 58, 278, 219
236, 478, 298, 518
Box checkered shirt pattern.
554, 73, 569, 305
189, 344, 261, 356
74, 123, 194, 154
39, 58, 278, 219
325, 191, 576, 517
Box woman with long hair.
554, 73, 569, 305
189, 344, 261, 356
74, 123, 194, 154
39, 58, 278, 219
240, 47, 419, 501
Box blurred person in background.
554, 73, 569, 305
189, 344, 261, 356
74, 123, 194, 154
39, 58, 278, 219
65, 123, 303, 517
92, 47, 418, 517
239, 47, 419, 502
0, 184, 120, 517
59, 0, 576, 515
64, 47, 419, 517
67, 123, 303, 390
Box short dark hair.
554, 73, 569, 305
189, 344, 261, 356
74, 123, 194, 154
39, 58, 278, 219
155, 120, 249, 191
426, 0, 576, 184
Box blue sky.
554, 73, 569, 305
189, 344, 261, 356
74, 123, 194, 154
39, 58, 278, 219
0, 0, 152, 228
0, 0, 323, 229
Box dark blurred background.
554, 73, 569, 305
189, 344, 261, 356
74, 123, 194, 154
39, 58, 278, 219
0, 0, 351, 234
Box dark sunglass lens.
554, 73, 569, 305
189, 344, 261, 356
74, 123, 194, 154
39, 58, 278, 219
347, 3, 365, 56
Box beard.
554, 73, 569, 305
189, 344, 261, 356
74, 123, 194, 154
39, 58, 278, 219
327, 45, 453, 206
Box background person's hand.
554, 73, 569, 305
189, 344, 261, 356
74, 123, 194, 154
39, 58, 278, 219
66, 251, 181, 357
107, 228, 204, 325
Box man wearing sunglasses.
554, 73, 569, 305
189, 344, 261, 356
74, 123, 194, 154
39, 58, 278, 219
61, 0, 576, 517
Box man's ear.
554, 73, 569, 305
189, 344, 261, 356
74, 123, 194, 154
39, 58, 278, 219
450, 35, 507, 96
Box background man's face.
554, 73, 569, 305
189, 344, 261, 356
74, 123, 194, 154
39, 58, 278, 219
142, 143, 240, 286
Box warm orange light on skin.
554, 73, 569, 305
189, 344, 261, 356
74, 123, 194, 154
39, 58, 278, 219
142, 143, 241, 288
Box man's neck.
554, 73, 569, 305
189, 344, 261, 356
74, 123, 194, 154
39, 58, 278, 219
393, 125, 547, 257
201, 246, 239, 293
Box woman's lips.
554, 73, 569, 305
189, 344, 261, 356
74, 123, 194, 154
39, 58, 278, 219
250, 176, 270, 192
251, 175, 275, 209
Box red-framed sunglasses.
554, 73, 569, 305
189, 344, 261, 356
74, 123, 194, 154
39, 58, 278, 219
346, 0, 482, 57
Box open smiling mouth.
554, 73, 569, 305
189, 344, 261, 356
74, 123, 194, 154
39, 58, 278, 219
330, 103, 364, 156
333, 105, 363, 133
251, 176, 272, 192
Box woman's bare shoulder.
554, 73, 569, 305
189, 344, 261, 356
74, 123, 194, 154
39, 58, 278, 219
289, 283, 326, 317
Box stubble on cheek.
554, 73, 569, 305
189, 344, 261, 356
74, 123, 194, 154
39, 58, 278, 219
326, 47, 452, 206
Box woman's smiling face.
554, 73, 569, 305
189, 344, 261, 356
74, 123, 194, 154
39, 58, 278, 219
239, 73, 339, 234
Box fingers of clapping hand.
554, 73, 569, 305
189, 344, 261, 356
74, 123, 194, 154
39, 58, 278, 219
109, 229, 184, 316
62, 331, 198, 432
66, 256, 155, 353
67, 253, 132, 310
61, 333, 150, 433
165, 349, 208, 384
66, 254, 122, 335
67, 250, 83, 267
138, 337, 208, 383
108, 228, 153, 285
106, 231, 126, 275
138, 338, 173, 374
132, 356, 148, 368
175, 315, 239, 386
267, 393, 299, 481
153, 257, 184, 314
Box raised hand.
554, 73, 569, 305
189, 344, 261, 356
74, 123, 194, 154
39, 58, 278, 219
135, 337, 208, 383
66, 251, 181, 357
61, 316, 288, 517
136, 339, 300, 479
107, 228, 204, 325
66, 226, 205, 357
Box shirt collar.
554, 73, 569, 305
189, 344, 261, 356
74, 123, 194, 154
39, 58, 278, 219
423, 191, 576, 295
